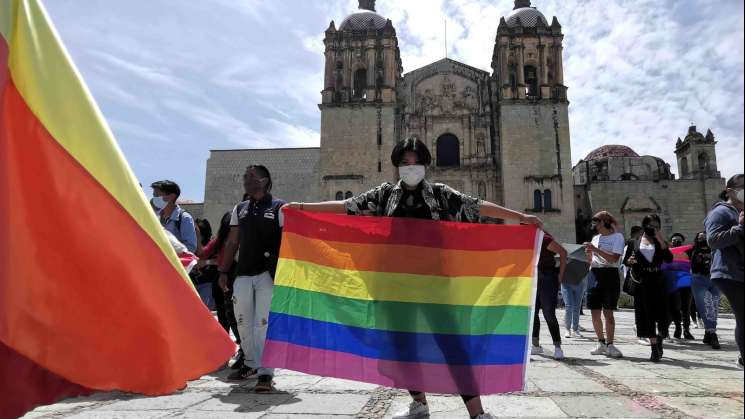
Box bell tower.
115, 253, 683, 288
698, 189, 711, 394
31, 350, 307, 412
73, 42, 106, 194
318, 0, 403, 200
675, 125, 720, 179
491, 0, 576, 242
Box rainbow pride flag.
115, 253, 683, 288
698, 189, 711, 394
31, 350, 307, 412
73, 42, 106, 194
262, 208, 542, 395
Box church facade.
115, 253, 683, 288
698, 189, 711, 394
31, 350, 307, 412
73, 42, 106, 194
202, 0, 577, 242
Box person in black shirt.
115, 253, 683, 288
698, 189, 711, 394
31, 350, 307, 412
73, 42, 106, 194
219, 165, 285, 391
687, 231, 721, 349
284, 137, 543, 419
624, 214, 673, 362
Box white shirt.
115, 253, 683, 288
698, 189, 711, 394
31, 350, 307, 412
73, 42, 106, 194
638, 239, 656, 263
591, 233, 625, 268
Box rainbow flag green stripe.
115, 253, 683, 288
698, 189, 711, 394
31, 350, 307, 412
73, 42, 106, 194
272, 286, 532, 336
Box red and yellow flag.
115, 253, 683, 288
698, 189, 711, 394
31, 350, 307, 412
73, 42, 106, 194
0, 1, 234, 417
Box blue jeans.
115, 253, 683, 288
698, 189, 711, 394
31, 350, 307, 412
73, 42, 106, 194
691, 274, 720, 331
562, 280, 587, 331
196, 282, 215, 311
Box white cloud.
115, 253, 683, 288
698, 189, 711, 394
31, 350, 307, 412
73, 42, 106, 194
44, 0, 744, 200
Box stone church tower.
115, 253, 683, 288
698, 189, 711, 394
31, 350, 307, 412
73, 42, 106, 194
675, 125, 721, 180
492, 0, 575, 239
318, 0, 402, 201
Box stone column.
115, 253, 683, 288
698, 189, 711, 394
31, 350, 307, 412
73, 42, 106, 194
516, 44, 526, 99
556, 44, 564, 85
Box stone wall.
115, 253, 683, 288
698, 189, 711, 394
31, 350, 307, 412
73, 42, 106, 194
499, 102, 576, 243
578, 177, 725, 242
202, 148, 321, 228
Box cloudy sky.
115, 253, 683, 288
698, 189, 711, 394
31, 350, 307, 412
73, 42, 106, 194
44, 0, 744, 201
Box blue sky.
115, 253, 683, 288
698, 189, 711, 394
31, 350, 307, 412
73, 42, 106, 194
44, 0, 744, 201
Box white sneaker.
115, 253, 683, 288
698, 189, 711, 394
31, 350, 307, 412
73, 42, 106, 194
565, 329, 573, 338
392, 400, 429, 419
606, 344, 623, 359
591, 342, 607, 355
697, 319, 705, 329
573, 329, 583, 338
637, 338, 651, 346
531, 345, 544, 355
554, 346, 565, 360
475, 413, 495, 419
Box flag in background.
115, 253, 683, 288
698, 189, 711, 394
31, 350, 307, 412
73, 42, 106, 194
0, 1, 235, 417
263, 208, 542, 396
663, 245, 693, 293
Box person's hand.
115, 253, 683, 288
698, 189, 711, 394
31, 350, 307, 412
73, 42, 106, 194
195, 259, 207, 269
627, 255, 637, 265
583, 242, 597, 254
218, 273, 229, 293
520, 214, 544, 230
655, 228, 665, 243
283, 202, 303, 211
739, 211, 744, 226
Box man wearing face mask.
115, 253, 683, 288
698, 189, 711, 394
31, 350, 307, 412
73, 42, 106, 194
151, 180, 197, 253
219, 165, 286, 390
705, 174, 745, 369
283, 137, 542, 419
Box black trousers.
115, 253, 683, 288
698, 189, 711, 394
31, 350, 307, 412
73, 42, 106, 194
533, 270, 562, 345
667, 287, 692, 331
634, 272, 668, 339
713, 278, 744, 361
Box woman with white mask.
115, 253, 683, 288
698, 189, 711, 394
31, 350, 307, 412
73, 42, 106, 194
284, 137, 543, 419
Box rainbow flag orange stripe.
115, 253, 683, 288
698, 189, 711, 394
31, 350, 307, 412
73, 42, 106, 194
263, 209, 542, 395
0, 1, 234, 417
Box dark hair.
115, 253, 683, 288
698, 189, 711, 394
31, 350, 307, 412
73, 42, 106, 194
215, 212, 232, 251
720, 174, 744, 200
196, 219, 212, 246
630, 226, 643, 236
150, 180, 181, 199
248, 165, 273, 193
391, 137, 432, 167
693, 231, 707, 247
641, 214, 661, 228
670, 232, 685, 243
592, 211, 617, 231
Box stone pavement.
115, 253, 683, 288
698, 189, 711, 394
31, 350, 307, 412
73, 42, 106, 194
23, 310, 744, 419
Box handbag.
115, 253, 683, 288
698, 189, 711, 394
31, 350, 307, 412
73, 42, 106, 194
622, 246, 642, 296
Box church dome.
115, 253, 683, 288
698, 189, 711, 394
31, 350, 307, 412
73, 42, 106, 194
340, 1, 388, 32
585, 145, 640, 161
506, 1, 549, 28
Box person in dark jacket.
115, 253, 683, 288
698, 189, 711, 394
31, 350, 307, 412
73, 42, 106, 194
624, 214, 673, 362
705, 174, 744, 368
687, 232, 720, 349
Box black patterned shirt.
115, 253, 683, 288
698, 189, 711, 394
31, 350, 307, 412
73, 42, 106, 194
344, 180, 481, 223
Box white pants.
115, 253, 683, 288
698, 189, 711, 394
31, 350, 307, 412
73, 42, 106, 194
233, 271, 275, 377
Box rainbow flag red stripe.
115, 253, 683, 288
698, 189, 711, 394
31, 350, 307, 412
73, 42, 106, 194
0, 1, 234, 417
263, 209, 542, 395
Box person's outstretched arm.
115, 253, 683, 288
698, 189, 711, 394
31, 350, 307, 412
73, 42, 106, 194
284, 201, 346, 213
480, 200, 543, 228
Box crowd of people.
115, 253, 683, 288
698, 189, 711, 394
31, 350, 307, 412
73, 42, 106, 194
147, 139, 744, 419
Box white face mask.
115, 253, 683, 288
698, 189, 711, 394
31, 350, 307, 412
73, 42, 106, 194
151, 196, 167, 210
398, 165, 426, 187
737, 189, 744, 203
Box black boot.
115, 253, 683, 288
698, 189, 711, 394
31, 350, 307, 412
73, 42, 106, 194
703, 331, 711, 344
231, 349, 245, 370
651, 343, 662, 362
709, 332, 721, 350
674, 325, 682, 340
656, 336, 664, 357
683, 328, 695, 340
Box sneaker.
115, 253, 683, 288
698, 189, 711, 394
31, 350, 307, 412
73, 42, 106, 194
227, 366, 258, 381
591, 342, 607, 355
573, 329, 583, 338
709, 332, 721, 350
531, 346, 544, 355
565, 329, 573, 339
606, 344, 624, 359
231, 350, 246, 370
637, 338, 651, 346
554, 346, 565, 360
392, 400, 430, 419
683, 329, 695, 340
